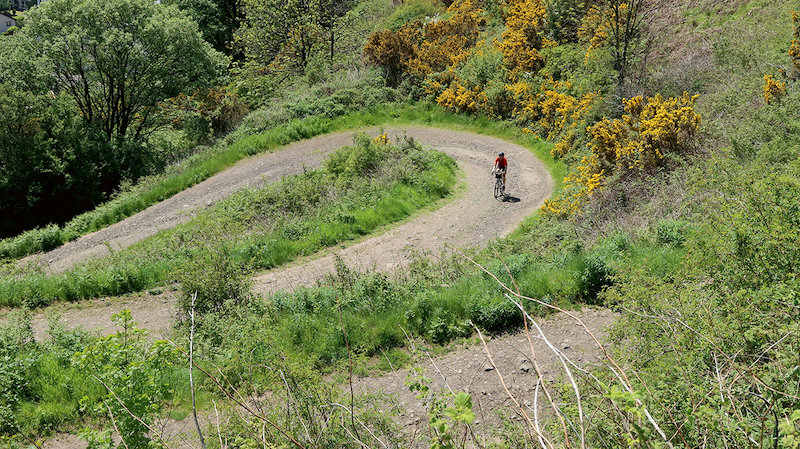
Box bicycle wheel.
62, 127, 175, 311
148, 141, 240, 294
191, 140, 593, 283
494, 178, 502, 198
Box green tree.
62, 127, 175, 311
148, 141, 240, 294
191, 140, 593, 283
0, 83, 107, 236
583, 0, 660, 91
164, 0, 244, 56
236, 0, 353, 74
236, 0, 317, 74
15, 0, 226, 142
314, 0, 355, 64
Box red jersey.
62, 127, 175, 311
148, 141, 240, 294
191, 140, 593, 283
495, 156, 507, 168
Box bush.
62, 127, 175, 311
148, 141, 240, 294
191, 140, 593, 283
655, 219, 690, 247
177, 244, 252, 316
468, 296, 523, 334
576, 234, 629, 304
405, 292, 471, 344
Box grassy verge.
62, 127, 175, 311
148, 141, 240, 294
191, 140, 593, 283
0, 132, 457, 309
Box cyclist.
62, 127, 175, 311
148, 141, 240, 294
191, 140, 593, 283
493, 152, 507, 187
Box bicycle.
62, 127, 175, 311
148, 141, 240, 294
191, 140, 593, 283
493, 169, 505, 199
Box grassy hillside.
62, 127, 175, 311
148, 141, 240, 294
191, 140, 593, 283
1, 0, 799, 447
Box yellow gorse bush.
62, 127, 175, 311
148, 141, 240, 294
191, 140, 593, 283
507, 76, 601, 158
363, 24, 419, 84
410, 0, 484, 76
497, 0, 552, 81
432, 70, 491, 115
590, 92, 700, 172
791, 11, 800, 71
374, 132, 389, 145
363, 0, 483, 85
579, 3, 612, 63
427, 41, 512, 117
763, 75, 787, 104
541, 153, 604, 218
542, 92, 700, 217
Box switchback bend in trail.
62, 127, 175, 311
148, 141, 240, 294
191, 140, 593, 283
26, 126, 553, 336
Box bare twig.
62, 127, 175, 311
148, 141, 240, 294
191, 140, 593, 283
399, 325, 417, 352
507, 295, 586, 449
103, 399, 130, 449
164, 338, 307, 449
336, 290, 360, 441
461, 250, 676, 448
0, 413, 42, 449
279, 369, 312, 442
330, 403, 389, 449
213, 400, 224, 449
378, 347, 405, 382
189, 292, 207, 449
92, 375, 174, 449
517, 301, 571, 446
426, 351, 455, 396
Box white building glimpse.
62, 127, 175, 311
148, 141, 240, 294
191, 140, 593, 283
0, 12, 15, 33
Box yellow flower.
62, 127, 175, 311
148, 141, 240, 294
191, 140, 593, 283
763, 75, 787, 104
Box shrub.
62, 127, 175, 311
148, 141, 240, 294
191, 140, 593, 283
405, 292, 471, 343
655, 219, 690, 247
468, 296, 523, 333
72, 311, 182, 448
177, 244, 252, 316
575, 234, 629, 304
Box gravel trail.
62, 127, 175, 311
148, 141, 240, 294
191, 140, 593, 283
26, 126, 553, 337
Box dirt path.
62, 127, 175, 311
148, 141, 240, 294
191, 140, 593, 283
19, 126, 619, 448
26, 126, 553, 338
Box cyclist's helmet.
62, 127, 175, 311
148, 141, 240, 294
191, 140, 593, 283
499, 152, 504, 156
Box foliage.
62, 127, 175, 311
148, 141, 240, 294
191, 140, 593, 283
0, 0, 226, 238
382, 0, 444, 31
579, 0, 653, 89
763, 74, 787, 104
428, 41, 512, 117
0, 86, 145, 238
792, 11, 800, 72
428, 392, 476, 449
199, 348, 402, 448
73, 310, 182, 449
177, 240, 253, 316
364, 0, 484, 88
163, 0, 244, 55
161, 87, 250, 145
363, 22, 421, 87
590, 93, 701, 172
545, 0, 591, 44
0, 310, 181, 442
14, 0, 226, 142
497, 0, 552, 82
542, 92, 700, 217
235, 0, 354, 77
0, 132, 457, 308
